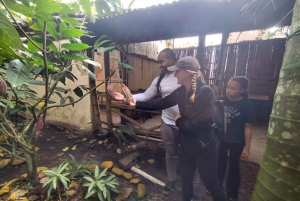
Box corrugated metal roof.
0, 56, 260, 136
85, 0, 295, 44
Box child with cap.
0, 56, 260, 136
128, 56, 226, 201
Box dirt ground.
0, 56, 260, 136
0, 112, 263, 201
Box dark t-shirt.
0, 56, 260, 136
219, 96, 255, 144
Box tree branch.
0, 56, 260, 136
46, 69, 117, 110
42, 21, 48, 125
0, 146, 26, 161
0, 0, 44, 52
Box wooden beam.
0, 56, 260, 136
111, 108, 148, 130
197, 35, 206, 70
111, 102, 161, 114
148, 125, 161, 131
216, 31, 230, 97
134, 127, 161, 136
104, 51, 112, 130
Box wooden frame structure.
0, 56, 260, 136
81, 0, 295, 135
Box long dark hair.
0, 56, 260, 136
229, 76, 249, 98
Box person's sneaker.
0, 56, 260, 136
162, 180, 176, 196
192, 184, 201, 201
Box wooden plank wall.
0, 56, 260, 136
173, 39, 285, 99
222, 38, 286, 99
127, 55, 160, 92
94, 50, 122, 104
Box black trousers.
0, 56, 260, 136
179, 138, 226, 201
218, 141, 244, 198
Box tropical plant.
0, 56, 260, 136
63, 154, 92, 179
0, 0, 133, 185
91, 120, 138, 152
252, 1, 300, 200
83, 165, 119, 201
42, 162, 71, 201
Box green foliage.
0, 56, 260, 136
0, 0, 129, 189
91, 120, 138, 152
63, 154, 92, 179
83, 166, 119, 201
42, 162, 71, 199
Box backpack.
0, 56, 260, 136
212, 100, 227, 136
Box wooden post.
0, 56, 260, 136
215, 31, 229, 97
104, 51, 112, 130
85, 50, 102, 132
196, 35, 206, 70
196, 35, 207, 83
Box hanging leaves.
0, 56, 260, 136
73, 87, 83, 97
62, 43, 90, 51
0, 12, 24, 53
6, 59, 30, 87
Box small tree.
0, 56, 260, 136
0, 0, 133, 185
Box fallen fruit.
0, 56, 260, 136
123, 172, 133, 180
137, 183, 146, 198
129, 178, 140, 184
100, 161, 113, 169
112, 167, 124, 176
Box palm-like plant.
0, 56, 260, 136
42, 162, 70, 201
83, 166, 119, 201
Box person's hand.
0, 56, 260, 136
113, 92, 125, 101
127, 96, 136, 106
175, 114, 181, 121
240, 148, 250, 160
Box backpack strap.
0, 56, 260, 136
156, 73, 165, 98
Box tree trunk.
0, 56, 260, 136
252, 1, 300, 200
25, 152, 38, 185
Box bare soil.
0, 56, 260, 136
0, 123, 260, 201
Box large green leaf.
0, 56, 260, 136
77, 64, 96, 80
3, 0, 34, 17
0, 46, 17, 60
60, 4, 74, 15
47, 21, 60, 41
64, 71, 78, 82
84, 60, 102, 68
0, 12, 24, 50
59, 22, 68, 34
35, 0, 63, 13
67, 96, 75, 106
121, 63, 134, 69
61, 28, 85, 38
61, 16, 81, 26
62, 43, 90, 51
93, 39, 110, 51
61, 54, 90, 61
97, 46, 115, 54
73, 87, 83, 97
95, 0, 113, 17
27, 80, 46, 85
6, 59, 30, 87
0, 98, 15, 109
79, 0, 92, 16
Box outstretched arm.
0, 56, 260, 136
133, 87, 180, 111
133, 77, 159, 101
